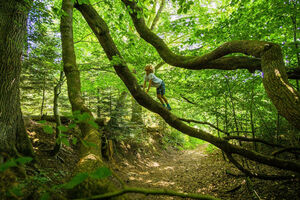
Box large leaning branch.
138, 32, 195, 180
74, 3, 300, 173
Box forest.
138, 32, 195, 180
0, 0, 300, 199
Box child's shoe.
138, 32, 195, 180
167, 104, 172, 110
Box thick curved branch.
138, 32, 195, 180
122, 0, 265, 71
122, 0, 300, 131
75, 3, 300, 173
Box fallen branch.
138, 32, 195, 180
223, 136, 284, 148
224, 180, 245, 193
246, 177, 262, 200
226, 153, 297, 180
272, 147, 300, 156
180, 94, 198, 105
73, 186, 220, 200
179, 118, 229, 136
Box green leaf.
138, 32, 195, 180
8, 185, 23, 197
15, 157, 33, 165
37, 120, 47, 124
61, 173, 89, 189
77, 112, 90, 122
89, 167, 112, 179
58, 125, 68, 132
88, 120, 99, 129
40, 192, 50, 200
72, 137, 78, 145
61, 137, 70, 146
68, 123, 76, 129
80, 139, 97, 148
43, 125, 53, 134
0, 159, 17, 172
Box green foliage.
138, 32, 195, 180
162, 130, 204, 150
205, 144, 217, 154
0, 157, 33, 172
60, 173, 89, 189
59, 167, 111, 189
43, 125, 54, 134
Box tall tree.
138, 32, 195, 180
60, 0, 122, 198
0, 0, 34, 157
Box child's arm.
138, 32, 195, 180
143, 80, 147, 91
146, 80, 152, 93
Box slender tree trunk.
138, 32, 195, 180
150, 0, 165, 31
226, 77, 241, 146
97, 88, 101, 118
131, 98, 143, 124
131, 69, 143, 124
108, 91, 128, 128
40, 72, 46, 116
291, 1, 299, 91
250, 77, 257, 151
0, 0, 34, 157
215, 97, 226, 161
51, 70, 64, 156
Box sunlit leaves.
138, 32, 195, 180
43, 125, 54, 134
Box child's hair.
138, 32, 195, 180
145, 65, 154, 73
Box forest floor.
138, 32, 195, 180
11, 119, 299, 200
110, 130, 300, 200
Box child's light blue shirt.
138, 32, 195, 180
144, 73, 163, 88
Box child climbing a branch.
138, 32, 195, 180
143, 65, 172, 110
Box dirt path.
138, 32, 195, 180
112, 144, 299, 200
113, 144, 240, 199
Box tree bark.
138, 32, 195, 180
51, 70, 64, 156
150, 0, 165, 31
0, 0, 34, 157
108, 91, 128, 128
75, 2, 300, 173
60, 0, 123, 198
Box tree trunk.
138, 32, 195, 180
0, 0, 34, 157
131, 97, 143, 124
40, 72, 46, 117
96, 88, 101, 118
51, 70, 64, 156
60, 0, 123, 198
108, 91, 128, 128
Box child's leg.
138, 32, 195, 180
161, 95, 169, 104
157, 94, 165, 105
162, 95, 171, 110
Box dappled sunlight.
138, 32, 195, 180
154, 180, 176, 187
163, 166, 174, 171
274, 69, 299, 100
148, 161, 160, 167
